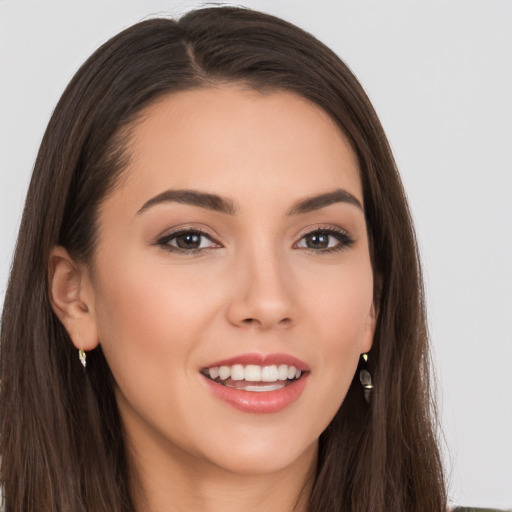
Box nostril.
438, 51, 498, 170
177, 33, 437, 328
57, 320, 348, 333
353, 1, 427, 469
241, 317, 292, 328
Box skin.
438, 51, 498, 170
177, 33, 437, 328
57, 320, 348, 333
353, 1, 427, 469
50, 87, 377, 512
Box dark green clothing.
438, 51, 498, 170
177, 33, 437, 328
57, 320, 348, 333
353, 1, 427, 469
453, 508, 512, 512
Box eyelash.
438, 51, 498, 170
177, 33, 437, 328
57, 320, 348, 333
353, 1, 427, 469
156, 228, 220, 254
156, 226, 354, 254
294, 226, 354, 254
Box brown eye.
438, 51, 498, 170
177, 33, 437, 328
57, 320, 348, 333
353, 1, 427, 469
175, 232, 202, 249
157, 229, 219, 253
303, 233, 330, 249
295, 228, 354, 252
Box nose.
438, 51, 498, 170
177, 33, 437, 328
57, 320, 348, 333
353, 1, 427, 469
226, 247, 295, 330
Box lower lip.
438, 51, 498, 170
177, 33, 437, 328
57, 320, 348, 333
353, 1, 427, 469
202, 374, 308, 414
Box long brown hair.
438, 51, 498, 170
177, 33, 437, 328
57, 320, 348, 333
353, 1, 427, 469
1, 6, 446, 511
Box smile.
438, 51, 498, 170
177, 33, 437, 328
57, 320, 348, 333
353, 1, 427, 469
200, 354, 309, 413
201, 364, 303, 392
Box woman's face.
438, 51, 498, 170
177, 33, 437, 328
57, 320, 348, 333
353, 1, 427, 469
86, 87, 376, 476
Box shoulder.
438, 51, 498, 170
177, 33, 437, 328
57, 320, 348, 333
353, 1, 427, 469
452, 508, 512, 512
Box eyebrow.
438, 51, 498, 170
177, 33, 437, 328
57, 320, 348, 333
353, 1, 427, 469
286, 189, 363, 215
136, 188, 363, 216
137, 189, 237, 215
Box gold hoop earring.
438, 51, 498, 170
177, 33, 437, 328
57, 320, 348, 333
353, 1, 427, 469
359, 353, 373, 403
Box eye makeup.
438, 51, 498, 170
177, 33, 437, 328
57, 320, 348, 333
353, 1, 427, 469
294, 226, 354, 254
154, 223, 354, 256
156, 227, 221, 254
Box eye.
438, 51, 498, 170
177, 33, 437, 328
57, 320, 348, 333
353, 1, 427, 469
295, 228, 354, 253
156, 229, 220, 253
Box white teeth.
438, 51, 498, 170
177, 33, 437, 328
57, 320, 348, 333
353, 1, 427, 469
242, 383, 285, 392
204, 363, 304, 383
231, 364, 244, 381
244, 365, 262, 382
219, 366, 230, 380
287, 366, 297, 379
261, 365, 278, 382
277, 364, 289, 380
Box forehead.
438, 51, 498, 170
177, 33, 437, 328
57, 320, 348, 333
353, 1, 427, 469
113, 86, 362, 211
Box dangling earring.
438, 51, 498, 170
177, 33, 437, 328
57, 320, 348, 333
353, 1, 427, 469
359, 353, 373, 403
78, 349, 87, 368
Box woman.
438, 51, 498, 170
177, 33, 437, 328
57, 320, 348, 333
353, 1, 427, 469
0, 5, 460, 511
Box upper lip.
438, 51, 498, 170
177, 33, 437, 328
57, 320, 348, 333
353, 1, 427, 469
202, 353, 310, 372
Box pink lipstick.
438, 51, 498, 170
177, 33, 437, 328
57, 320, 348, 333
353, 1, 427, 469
200, 352, 309, 414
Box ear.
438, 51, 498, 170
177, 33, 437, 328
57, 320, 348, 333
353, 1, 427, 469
48, 246, 99, 352
361, 301, 378, 355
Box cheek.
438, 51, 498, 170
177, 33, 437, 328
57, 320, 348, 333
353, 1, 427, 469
94, 248, 219, 338
309, 257, 374, 350
91, 253, 218, 390
90, 253, 229, 450
302, 258, 374, 410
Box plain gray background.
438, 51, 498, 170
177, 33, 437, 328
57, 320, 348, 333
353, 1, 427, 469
0, 0, 511, 508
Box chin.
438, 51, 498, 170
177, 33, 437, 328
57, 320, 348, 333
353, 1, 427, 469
198, 433, 318, 477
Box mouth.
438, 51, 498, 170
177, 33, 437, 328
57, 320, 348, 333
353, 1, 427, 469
200, 354, 310, 413
200, 363, 304, 392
